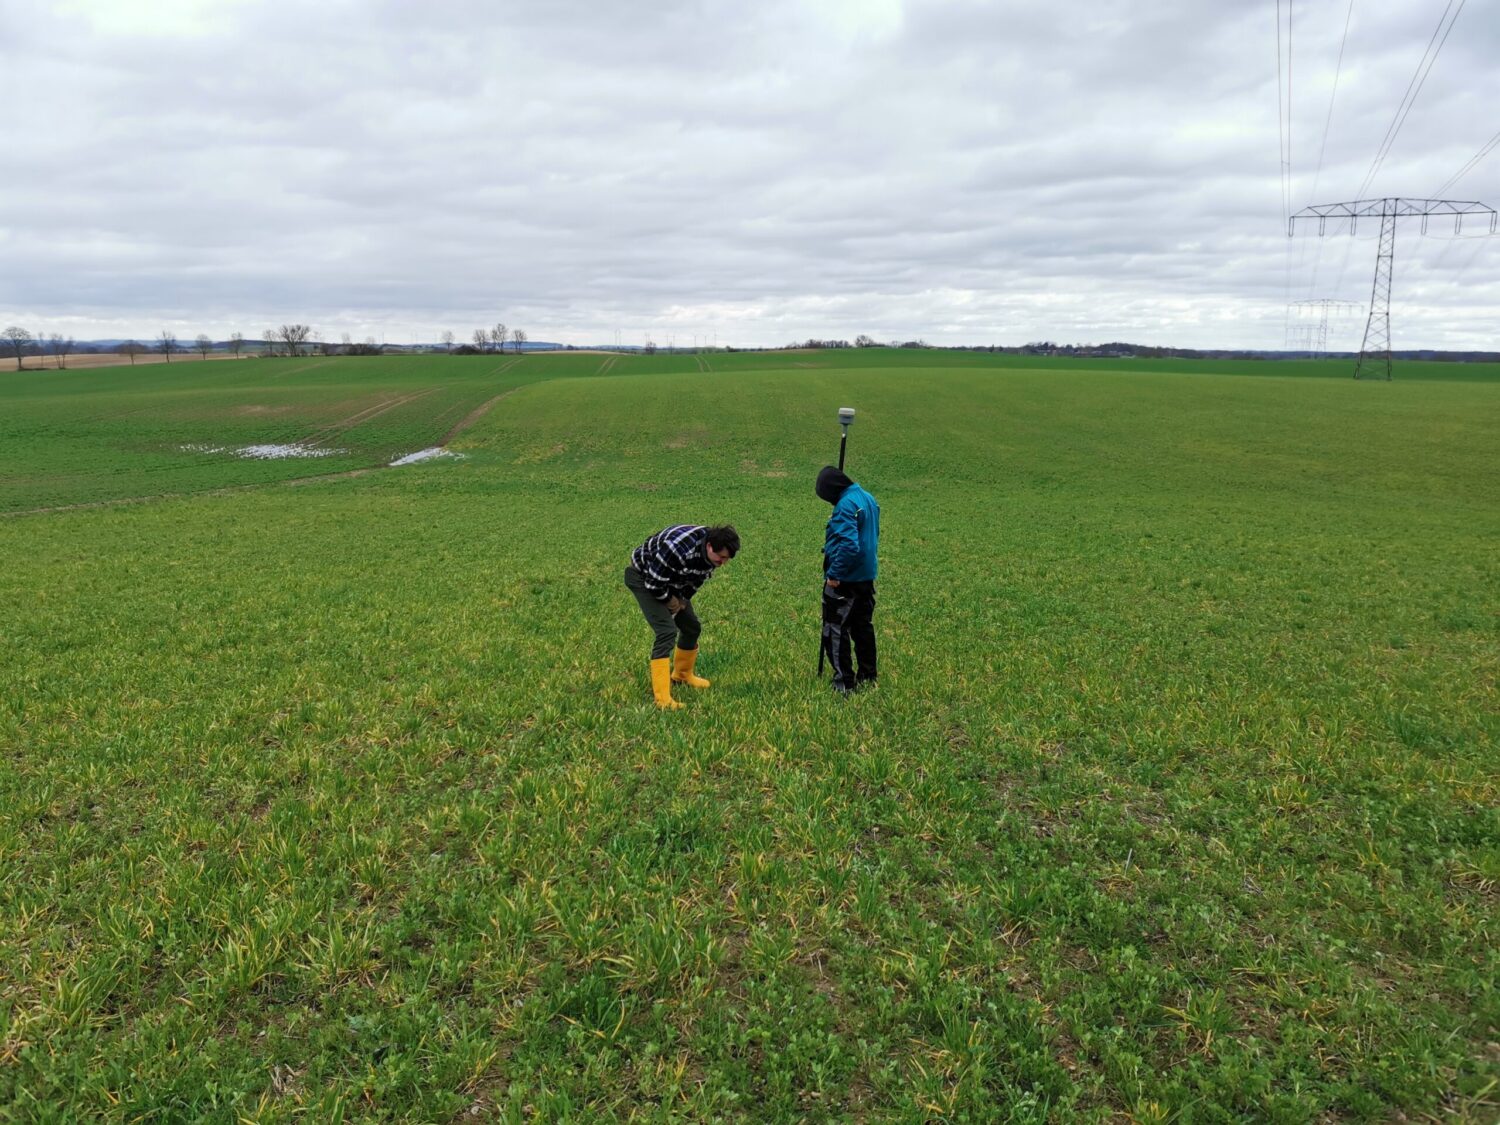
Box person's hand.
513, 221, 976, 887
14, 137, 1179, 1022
825, 578, 841, 588
667, 596, 686, 614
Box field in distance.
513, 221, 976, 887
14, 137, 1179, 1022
1, 350, 1496, 1120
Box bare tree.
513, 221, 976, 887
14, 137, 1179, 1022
441, 330, 454, 352
643, 339, 657, 355
492, 322, 506, 354
48, 333, 75, 369
278, 324, 312, 357
262, 330, 278, 357
119, 339, 144, 365
512, 329, 527, 353
158, 331, 178, 362
473, 329, 489, 352
4, 326, 33, 370
229, 332, 245, 356
854, 334, 877, 348
195, 334, 213, 359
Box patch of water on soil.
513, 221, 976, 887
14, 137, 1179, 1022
181, 443, 345, 459
390, 447, 463, 467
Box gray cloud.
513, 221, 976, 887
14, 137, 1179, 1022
2, 0, 1496, 349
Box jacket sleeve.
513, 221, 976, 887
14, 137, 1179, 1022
637, 544, 676, 601
823, 499, 861, 580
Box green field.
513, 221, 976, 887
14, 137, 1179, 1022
2, 351, 1496, 1121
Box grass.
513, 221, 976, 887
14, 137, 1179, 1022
1, 351, 1497, 1121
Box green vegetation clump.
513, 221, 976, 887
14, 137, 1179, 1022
1, 351, 1496, 1120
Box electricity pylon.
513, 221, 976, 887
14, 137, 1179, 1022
1289, 198, 1497, 380
1285, 322, 1319, 355
1289, 299, 1360, 358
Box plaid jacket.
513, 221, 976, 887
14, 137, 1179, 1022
631, 525, 715, 603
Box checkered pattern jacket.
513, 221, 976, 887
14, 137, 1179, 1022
631, 525, 714, 603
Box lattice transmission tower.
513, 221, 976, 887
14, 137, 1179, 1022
1285, 322, 1319, 355
1289, 198, 1496, 379
1288, 299, 1360, 357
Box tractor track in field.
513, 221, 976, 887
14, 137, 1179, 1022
301, 388, 439, 448
439, 385, 524, 445
4, 385, 532, 519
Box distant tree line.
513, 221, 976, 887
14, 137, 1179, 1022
784, 337, 929, 350
452, 322, 529, 355
13, 322, 1499, 371
5, 316, 553, 370
3, 326, 79, 370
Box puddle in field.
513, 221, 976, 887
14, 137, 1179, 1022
181, 443, 345, 459
389, 447, 463, 467
181, 442, 463, 466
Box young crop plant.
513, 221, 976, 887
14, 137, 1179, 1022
0, 349, 1496, 1119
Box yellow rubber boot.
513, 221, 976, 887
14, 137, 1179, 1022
651, 657, 685, 710
672, 647, 711, 689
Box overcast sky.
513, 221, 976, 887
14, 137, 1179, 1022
3, 0, 1497, 350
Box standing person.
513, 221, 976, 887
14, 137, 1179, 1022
625, 524, 740, 710
817, 466, 879, 695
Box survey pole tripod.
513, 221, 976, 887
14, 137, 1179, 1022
817, 408, 857, 676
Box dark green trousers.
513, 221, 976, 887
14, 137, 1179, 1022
624, 565, 701, 659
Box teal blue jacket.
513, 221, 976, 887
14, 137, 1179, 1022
824, 482, 880, 582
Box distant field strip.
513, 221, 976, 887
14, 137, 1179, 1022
244, 357, 337, 382
0, 357, 570, 513
5, 351, 1496, 516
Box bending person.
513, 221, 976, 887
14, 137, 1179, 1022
624, 523, 739, 710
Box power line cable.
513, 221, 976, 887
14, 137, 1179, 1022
1450, 232, 1490, 287
1355, 0, 1465, 200
1276, 0, 1292, 227
1287, 0, 1294, 221
1310, 0, 1356, 204
1433, 129, 1500, 197
1305, 0, 1357, 298
1277, 1, 1296, 328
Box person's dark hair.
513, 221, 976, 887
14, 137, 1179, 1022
704, 524, 740, 557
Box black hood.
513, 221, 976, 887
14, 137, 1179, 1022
815, 465, 853, 504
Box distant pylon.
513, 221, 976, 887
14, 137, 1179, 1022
1290, 299, 1360, 358
1289, 198, 1497, 379
1284, 322, 1319, 355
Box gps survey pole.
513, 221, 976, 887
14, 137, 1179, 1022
836, 406, 854, 470
818, 407, 857, 676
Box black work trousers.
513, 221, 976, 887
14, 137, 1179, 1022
624, 565, 701, 659
822, 579, 877, 690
